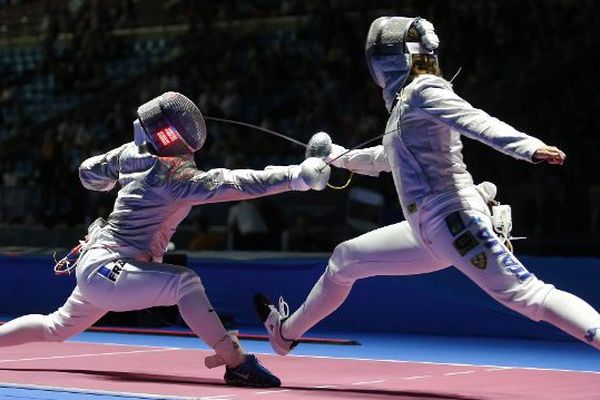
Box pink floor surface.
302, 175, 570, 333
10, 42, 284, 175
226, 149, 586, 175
1, 342, 599, 399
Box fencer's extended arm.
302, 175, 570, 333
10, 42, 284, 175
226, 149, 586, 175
412, 76, 546, 162
171, 158, 330, 205
171, 167, 297, 205
78, 143, 130, 191
330, 145, 391, 177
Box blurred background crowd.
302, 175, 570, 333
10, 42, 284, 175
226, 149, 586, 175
0, 0, 599, 255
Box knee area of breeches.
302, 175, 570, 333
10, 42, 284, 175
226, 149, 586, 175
330, 240, 356, 265
489, 277, 555, 322
43, 313, 71, 342
325, 247, 356, 287
177, 269, 205, 300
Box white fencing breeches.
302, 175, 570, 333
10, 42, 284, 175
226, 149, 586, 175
423, 207, 600, 348
282, 220, 448, 339
76, 248, 204, 312
284, 203, 600, 350
0, 286, 105, 346
0, 248, 245, 366
326, 221, 448, 284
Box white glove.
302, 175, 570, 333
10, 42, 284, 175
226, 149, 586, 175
475, 181, 497, 204
291, 157, 331, 191
305, 131, 347, 168
492, 204, 513, 242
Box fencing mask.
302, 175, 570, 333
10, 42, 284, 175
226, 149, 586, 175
135, 91, 206, 156
365, 17, 439, 112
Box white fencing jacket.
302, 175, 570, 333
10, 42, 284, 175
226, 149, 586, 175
332, 74, 545, 217
79, 143, 297, 262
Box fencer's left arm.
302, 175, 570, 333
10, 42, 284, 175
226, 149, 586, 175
171, 159, 330, 205
78, 143, 129, 191
413, 77, 546, 162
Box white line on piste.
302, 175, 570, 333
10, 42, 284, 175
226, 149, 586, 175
198, 395, 236, 400
401, 375, 432, 380
71, 340, 600, 375
351, 380, 387, 385
0, 348, 177, 364
254, 389, 291, 395
67, 340, 600, 375
313, 384, 336, 389
443, 370, 476, 376
285, 353, 600, 375
70, 339, 182, 350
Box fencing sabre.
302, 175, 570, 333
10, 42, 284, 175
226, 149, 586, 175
205, 116, 398, 189
204, 116, 308, 148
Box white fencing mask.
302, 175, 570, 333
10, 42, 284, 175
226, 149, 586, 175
365, 16, 439, 112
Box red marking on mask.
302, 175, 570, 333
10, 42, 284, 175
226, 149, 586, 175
154, 126, 180, 147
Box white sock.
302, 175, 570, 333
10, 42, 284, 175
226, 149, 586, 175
0, 314, 48, 347
541, 288, 600, 350
282, 273, 352, 340
178, 290, 245, 367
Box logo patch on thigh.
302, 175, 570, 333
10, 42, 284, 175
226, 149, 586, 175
470, 252, 487, 269
453, 231, 479, 256
96, 261, 124, 284
445, 212, 466, 237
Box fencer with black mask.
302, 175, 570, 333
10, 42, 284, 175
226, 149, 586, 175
256, 17, 600, 356
0, 92, 331, 388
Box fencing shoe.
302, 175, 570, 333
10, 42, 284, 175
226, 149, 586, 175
224, 354, 281, 387
254, 293, 298, 356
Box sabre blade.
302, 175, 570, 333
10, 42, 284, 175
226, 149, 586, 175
205, 115, 399, 172
205, 116, 308, 148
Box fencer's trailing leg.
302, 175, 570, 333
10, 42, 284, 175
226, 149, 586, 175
426, 208, 600, 352
540, 288, 600, 350
0, 287, 105, 347
0, 314, 50, 346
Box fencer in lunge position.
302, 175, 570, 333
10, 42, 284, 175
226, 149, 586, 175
0, 92, 331, 387
256, 16, 600, 356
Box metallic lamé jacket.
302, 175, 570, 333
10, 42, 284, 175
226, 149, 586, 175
334, 74, 546, 215
79, 143, 295, 261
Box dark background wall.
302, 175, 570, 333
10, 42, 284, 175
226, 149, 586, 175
1, 0, 599, 254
